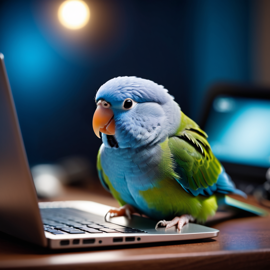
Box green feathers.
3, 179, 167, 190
139, 177, 218, 222
171, 112, 222, 190
158, 139, 179, 180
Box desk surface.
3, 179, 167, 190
1, 180, 270, 270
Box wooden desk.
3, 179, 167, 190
0, 181, 270, 270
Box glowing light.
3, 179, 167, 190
58, 1, 90, 30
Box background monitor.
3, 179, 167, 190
200, 84, 270, 184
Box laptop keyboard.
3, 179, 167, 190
41, 208, 147, 235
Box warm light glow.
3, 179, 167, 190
58, 0, 90, 30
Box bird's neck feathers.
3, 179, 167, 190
163, 99, 181, 137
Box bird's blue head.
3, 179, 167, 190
93, 77, 180, 148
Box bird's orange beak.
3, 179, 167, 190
92, 105, 115, 138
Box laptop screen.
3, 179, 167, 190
204, 95, 270, 168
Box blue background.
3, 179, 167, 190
0, 0, 254, 170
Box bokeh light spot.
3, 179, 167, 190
58, 0, 90, 30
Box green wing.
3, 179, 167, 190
97, 147, 127, 206
169, 112, 222, 192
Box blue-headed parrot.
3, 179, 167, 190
92, 77, 265, 231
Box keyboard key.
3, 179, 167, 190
87, 224, 104, 229
59, 227, 74, 231
53, 225, 67, 228
65, 222, 82, 227
98, 228, 120, 233
45, 228, 66, 234
60, 228, 85, 234
43, 220, 58, 225
68, 230, 85, 234
51, 230, 66, 235
79, 221, 93, 225
73, 225, 86, 229
82, 228, 103, 233
102, 224, 127, 229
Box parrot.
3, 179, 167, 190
92, 76, 265, 231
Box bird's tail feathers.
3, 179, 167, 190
231, 188, 247, 198
216, 170, 246, 198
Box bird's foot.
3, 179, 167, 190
105, 204, 137, 221
155, 215, 195, 231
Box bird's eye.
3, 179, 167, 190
122, 98, 135, 110
97, 100, 111, 108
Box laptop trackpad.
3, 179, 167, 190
107, 215, 219, 235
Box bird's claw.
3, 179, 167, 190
105, 204, 136, 222
125, 207, 131, 219
155, 215, 194, 231
155, 220, 167, 230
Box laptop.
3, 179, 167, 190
0, 53, 218, 249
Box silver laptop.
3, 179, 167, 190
0, 53, 218, 249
